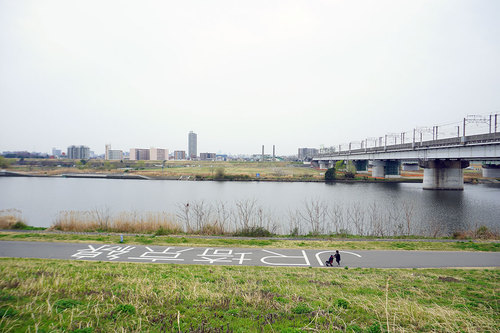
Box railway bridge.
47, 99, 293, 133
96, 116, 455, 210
313, 132, 500, 190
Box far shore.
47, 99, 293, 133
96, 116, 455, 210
2, 170, 497, 185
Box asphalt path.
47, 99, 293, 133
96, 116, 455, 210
1, 241, 499, 268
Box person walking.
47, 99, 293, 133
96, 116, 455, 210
334, 250, 341, 266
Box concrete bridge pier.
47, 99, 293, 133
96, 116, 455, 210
385, 160, 401, 178
482, 164, 500, 178
319, 161, 328, 170
371, 160, 386, 178
353, 160, 368, 173
420, 160, 469, 190
372, 160, 401, 178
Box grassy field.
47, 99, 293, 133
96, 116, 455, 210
7, 160, 428, 182
1, 232, 499, 252
0, 258, 497, 332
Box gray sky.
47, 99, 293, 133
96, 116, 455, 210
1, 0, 499, 156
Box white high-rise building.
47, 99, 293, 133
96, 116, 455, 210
188, 131, 197, 160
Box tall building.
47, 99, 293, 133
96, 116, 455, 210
129, 148, 150, 161
174, 150, 186, 160
105, 144, 123, 160
105, 144, 111, 160
67, 145, 90, 159
298, 148, 318, 161
150, 148, 168, 161
188, 131, 197, 160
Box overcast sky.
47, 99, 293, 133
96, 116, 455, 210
1, 0, 499, 156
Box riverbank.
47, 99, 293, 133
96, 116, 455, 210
2, 166, 493, 184
0, 257, 497, 332
1, 231, 498, 252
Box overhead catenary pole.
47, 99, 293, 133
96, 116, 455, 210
463, 118, 466, 140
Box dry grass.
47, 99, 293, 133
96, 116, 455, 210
0, 209, 23, 229
0, 258, 497, 332
51, 210, 182, 234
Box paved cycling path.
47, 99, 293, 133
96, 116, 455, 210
0, 241, 498, 268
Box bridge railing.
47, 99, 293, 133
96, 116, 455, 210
316, 132, 500, 157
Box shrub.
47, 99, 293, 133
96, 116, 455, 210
233, 226, 272, 237
12, 221, 28, 229
344, 171, 355, 179
325, 167, 336, 181
215, 167, 225, 180
0, 156, 12, 168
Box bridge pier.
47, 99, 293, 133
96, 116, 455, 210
420, 160, 469, 190
371, 160, 400, 178
353, 160, 368, 173
482, 164, 500, 178
371, 160, 386, 178
319, 161, 328, 170
385, 160, 401, 178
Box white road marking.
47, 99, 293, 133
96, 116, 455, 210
260, 249, 311, 266
315, 250, 362, 266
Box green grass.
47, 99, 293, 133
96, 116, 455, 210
0, 258, 497, 332
1, 231, 499, 252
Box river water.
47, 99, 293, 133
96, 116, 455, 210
1, 177, 499, 236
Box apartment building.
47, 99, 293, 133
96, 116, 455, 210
67, 145, 90, 159
129, 148, 150, 161
150, 148, 168, 161
174, 150, 186, 160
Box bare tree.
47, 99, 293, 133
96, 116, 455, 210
176, 202, 191, 232
347, 202, 365, 236
367, 202, 385, 237
326, 203, 344, 235
299, 199, 327, 235
214, 201, 231, 234
191, 201, 212, 232
388, 201, 403, 236
288, 209, 302, 236
235, 199, 257, 230
402, 200, 414, 236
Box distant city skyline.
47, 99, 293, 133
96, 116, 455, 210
1, 1, 499, 155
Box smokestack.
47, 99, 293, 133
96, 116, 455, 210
273, 145, 275, 161
262, 145, 264, 162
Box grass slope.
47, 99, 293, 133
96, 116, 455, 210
0, 258, 498, 332
0, 232, 499, 252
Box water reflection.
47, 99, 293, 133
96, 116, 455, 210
0, 177, 498, 236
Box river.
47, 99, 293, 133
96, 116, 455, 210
1, 177, 499, 236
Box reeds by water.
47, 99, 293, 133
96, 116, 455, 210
0, 209, 23, 229
52, 210, 182, 234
